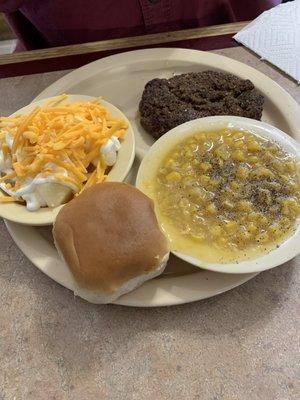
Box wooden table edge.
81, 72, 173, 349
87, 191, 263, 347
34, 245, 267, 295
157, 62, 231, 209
0, 21, 248, 66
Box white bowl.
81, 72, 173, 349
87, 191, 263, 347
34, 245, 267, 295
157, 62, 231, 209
0, 94, 135, 225
136, 116, 300, 274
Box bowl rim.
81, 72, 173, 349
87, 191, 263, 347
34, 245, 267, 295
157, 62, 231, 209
136, 115, 300, 274
0, 94, 136, 226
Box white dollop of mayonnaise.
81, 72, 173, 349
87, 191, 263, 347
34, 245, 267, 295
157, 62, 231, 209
0, 132, 76, 210
0, 152, 12, 175
0, 131, 63, 211
5, 132, 14, 150
100, 136, 121, 166
0, 130, 121, 211
0, 161, 77, 211
12, 170, 77, 211
22, 191, 47, 212
0, 132, 13, 173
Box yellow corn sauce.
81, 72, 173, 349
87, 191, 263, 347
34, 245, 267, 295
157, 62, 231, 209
154, 129, 300, 263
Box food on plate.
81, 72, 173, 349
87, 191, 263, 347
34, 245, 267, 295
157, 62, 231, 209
53, 182, 170, 303
153, 129, 300, 263
0, 95, 128, 211
139, 71, 264, 138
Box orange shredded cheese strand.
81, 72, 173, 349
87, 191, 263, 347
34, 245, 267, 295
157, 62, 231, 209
12, 107, 41, 153
0, 96, 128, 203
83, 170, 97, 191
0, 195, 22, 203
96, 160, 105, 183
1, 143, 10, 159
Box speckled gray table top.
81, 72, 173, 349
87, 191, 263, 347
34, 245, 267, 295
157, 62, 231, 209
0, 47, 299, 400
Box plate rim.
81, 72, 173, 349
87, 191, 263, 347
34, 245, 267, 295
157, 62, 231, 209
7, 47, 299, 307
34, 48, 300, 130
5, 219, 258, 307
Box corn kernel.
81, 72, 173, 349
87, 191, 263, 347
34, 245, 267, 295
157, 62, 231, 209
224, 137, 234, 146
248, 156, 259, 164
288, 181, 299, 194
222, 200, 234, 210
265, 181, 281, 191
224, 220, 238, 233
206, 202, 217, 215
211, 225, 222, 237
240, 231, 251, 241
209, 178, 220, 188
237, 200, 252, 212
247, 140, 261, 152
215, 144, 231, 160
269, 146, 279, 154
217, 237, 227, 247
279, 174, 290, 184
268, 223, 281, 237
263, 151, 274, 162
218, 159, 224, 167
282, 198, 299, 215
200, 175, 210, 186
195, 133, 206, 141
166, 171, 181, 182
259, 216, 268, 225
253, 167, 274, 179
165, 158, 175, 167
236, 166, 249, 180
191, 233, 205, 241
247, 212, 263, 224
184, 150, 193, 158
230, 181, 239, 191
191, 187, 212, 202
285, 161, 296, 173
256, 232, 269, 243
199, 162, 212, 172
279, 217, 290, 227
233, 132, 244, 139
182, 162, 191, 170
272, 160, 284, 173
232, 150, 244, 161
179, 198, 189, 208
233, 140, 244, 149
247, 222, 257, 234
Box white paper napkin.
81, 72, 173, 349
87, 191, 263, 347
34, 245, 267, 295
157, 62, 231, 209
234, 1, 300, 83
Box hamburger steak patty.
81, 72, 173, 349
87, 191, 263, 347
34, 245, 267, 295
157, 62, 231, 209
139, 71, 264, 139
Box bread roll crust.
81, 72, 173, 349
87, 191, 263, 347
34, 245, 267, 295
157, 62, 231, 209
53, 182, 169, 294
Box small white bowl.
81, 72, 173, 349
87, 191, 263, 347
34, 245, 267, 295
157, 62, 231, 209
0, 94, 135, 225
136, 116, 300, 274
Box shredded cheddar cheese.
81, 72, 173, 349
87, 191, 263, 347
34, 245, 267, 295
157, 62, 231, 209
0, 195, 21, 203
0, 95, 128, 204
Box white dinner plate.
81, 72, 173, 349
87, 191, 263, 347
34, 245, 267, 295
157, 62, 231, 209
5, 48, 300, 306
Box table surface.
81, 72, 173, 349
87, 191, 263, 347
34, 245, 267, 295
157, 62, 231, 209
0, 46, 299, 400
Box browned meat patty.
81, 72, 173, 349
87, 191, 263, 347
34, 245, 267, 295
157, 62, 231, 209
139, 71, 264, 139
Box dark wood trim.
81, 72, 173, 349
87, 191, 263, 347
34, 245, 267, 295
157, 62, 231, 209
0, 33, 240, 78
0, 21, 247, 66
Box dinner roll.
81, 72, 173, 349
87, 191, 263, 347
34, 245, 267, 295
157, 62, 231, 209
53, 182, 170, 303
